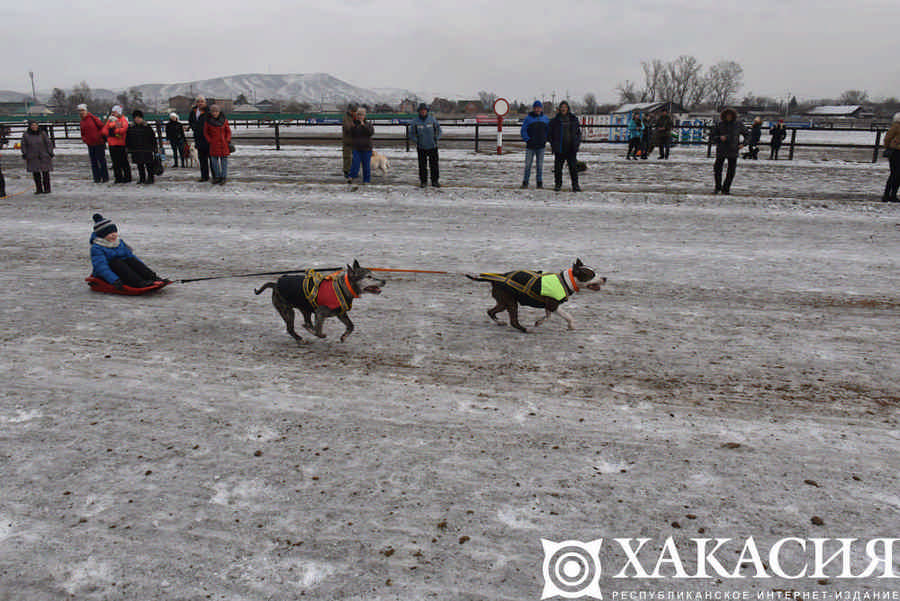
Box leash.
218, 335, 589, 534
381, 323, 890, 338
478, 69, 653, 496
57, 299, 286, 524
176, 266, 466, 284
0, 189, 28, 199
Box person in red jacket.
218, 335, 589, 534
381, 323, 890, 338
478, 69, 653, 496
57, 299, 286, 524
77, 104, 109, 183
100, 105, 131, 183
203, 104, 232, 185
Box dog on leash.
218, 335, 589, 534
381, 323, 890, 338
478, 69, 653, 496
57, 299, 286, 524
466, 258, 606, 332
371, 151, 390, 176
183, 142, 197, 167
254, 260, 385, 343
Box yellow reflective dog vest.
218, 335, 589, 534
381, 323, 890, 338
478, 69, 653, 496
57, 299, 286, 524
539, 273, 567, 301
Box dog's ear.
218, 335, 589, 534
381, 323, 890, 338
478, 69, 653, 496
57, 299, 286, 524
574, 258, 584, 267
352, 259, 361, 270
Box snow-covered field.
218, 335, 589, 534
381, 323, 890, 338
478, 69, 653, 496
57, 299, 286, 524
1, 145, 899, 600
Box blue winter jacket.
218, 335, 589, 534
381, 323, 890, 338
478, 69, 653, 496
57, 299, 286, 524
520, 111, 550, 149
90, 233, 137, 284
408, 113, 442, 150
627, 116, 643, 140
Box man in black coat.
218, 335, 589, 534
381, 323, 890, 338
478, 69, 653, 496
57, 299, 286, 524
125, 110, 158, 184
548, 101, 582, 192
188, 96, 211, 181
709, 108, 749, 195
769, 119, 787, 160
654, 108, 675, 159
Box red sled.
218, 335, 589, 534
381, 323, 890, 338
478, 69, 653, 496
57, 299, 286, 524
85, 276, 170, 296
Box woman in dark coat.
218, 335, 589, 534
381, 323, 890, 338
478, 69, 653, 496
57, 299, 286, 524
548, 101, 582, 192
125, 110, 158, 184
21, 120, 54, 194
203, 105, 232, 185
743, 117, 762, 160
709, 107, 748, 195
769, 119, 787, 160
165, 112, 186, 168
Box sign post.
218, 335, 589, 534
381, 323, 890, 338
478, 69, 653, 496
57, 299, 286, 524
492, 97, 509, 155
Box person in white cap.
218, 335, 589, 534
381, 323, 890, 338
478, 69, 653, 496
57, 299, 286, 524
101, 105, 131, 183
77, 104, 109, 182
165, 112, 186, 168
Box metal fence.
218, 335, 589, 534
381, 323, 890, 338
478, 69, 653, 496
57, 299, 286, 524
1, 118, 891, 163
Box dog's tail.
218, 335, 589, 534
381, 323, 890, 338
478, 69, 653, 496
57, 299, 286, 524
254, 282, 276, 295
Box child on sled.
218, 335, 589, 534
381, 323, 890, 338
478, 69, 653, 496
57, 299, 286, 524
90, 214, 168, 289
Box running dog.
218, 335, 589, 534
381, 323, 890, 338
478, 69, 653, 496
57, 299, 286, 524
371, 151, 390, 176
254, 260, 385, 343
466, 258, 606, 332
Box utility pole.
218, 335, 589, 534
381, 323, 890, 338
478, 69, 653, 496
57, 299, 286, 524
29, 71, 37, 103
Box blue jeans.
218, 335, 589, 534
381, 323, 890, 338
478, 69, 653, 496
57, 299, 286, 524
523, 147, 545, 184
88, 145, 108, 182
210, 156, 228, 180
349, 149, 372, 183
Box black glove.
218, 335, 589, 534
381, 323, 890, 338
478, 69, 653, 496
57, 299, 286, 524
113, 280, 124, 290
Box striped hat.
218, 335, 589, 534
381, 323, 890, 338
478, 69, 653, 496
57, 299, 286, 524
92, 213, 117, 238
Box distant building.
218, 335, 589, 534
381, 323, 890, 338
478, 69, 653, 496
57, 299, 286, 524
232, 104, 261, 113
457, 100, 484, 114
0, 102, 28, 115
613, 101, 687, 116
25, 104, 53, 116
208, 98, 233, 112
168, 95, 193, 111
805, 105, 865, 118
399, 98, 417, 113
254, 99, 280, 113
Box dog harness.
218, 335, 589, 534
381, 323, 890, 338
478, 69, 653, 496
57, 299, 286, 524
477, 270, 575, 303
301, 270, 358, 315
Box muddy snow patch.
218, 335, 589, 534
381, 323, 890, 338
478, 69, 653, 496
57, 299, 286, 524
496, 505, 541, 530
0, 409, 42, 423
210, 478, 279, 506
0, 516, 12, 541
59, 558, 116, 595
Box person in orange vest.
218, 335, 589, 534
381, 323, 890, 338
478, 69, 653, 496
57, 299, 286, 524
101, 105, 131, 183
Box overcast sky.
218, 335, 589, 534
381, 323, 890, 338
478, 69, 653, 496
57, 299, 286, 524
3, 0, 898, 103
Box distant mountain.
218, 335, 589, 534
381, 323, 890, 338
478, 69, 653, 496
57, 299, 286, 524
122, 73, 421, 106
0, 90, 33, 103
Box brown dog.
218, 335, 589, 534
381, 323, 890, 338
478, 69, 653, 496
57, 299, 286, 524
466, 258, 606, 332
255, 261, 385, 343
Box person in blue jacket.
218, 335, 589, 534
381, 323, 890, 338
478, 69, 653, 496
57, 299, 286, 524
90, 213, 167, 288
520, 100, 550, 188
408, 103, 442, 188
626, 110, 643, 160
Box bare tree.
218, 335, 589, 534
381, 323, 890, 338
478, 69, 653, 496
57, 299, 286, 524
478, 90, 497, 109
706, 60, 744, 109
582, 93, 598, 114
615, 80, 642, 104
67, 81, 95, 112
838, 89, 869, 105
666, 55, 705, 109
50, 88, 67, 113
641, 59, 669, 102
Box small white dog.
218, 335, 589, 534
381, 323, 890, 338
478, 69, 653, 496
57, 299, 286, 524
371, 151, 390, 176
185, 143, 198, 167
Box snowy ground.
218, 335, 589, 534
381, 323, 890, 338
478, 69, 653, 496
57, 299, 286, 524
1, 145, 899, 600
